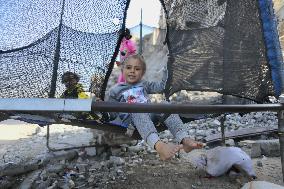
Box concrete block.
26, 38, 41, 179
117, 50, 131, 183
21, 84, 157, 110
225, 139, 235, 146
257, 139, 280, 157
239, 139, 280, 157
239, 140, 261, 158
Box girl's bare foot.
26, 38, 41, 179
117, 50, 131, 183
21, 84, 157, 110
155, 141, 183, 161
181, 138, 205, 153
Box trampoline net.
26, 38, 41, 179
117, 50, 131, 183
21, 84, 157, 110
0, 0, 282, 103
164, 0, 281, 102
0, 0, 127, 98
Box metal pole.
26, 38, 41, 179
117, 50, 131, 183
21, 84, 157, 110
278, 94, 284, 181
48, 0, 66, 98
0, 99, 284, 113
220, 115, 226, 146
139, 8, 143, 54
278, 110, 284, 181
91, 101, 284, 114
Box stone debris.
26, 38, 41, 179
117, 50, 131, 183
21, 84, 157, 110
239, 139, 280, 158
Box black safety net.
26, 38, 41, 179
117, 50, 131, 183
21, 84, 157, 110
0, 0, 128, 98
0, 0, 282, 103
164, 0, 282, 102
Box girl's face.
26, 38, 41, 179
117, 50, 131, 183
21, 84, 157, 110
122, 58, 144, 84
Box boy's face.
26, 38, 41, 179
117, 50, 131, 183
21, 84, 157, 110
62, 75, 78, 89
122, 58, 144, 84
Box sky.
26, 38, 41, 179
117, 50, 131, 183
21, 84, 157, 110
126, 0, 162, 28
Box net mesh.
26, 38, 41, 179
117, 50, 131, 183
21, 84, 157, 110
0, 0, 127, 98
164, 0, 280, 102
0, 0, 282, 103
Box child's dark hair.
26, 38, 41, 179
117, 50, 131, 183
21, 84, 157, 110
124, 28, 132, 40
119, 28, 132, 40
61, 71, 80, 83
122, 54, 146, 74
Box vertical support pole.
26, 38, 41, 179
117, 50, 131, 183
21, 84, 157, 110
46, 124, 51, 151
139, 8, 143, 55
278, 110, 284, 182
278, 94, 284, 182
48, 0, 66, 98
220, 114, 226, 146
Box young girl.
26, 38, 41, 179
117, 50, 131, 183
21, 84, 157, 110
117, 28, 137, 83
108, 54, 204, 160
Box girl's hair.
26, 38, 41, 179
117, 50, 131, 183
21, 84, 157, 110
118, 28, 132, 40
122, 54, 146, 74
61, 71, 80, 83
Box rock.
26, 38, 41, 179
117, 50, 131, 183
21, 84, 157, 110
46, 164, 65, 174
110, 147, 122, 156
85, 147, 97, 156
109, 156, 125, 166
258, 139, 280, 157
89, 162, 103, 171
68, 179, 75, 188
212, 120, 221, 126
76, 164, 88, 173
18, 170, 41, 189
46, 181, 58, 189
128, 145, 144, 153
96, 146, 108, 156
225, 139, 235, 146
239, 140, 261, 158
0, 161, 41, 177
256, 160, 262, 167
159, 130, 173, 139
43, 150, 78, 164
196, 181, 202, 186
239, 139, 280, 157
116, 168, 123, 175
37, 180, 52, 189
0, 176, 14, 189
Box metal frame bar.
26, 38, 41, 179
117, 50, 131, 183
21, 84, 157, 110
0, 98, 92, 112
0, 98, 283, 114
91, 101, 284, 114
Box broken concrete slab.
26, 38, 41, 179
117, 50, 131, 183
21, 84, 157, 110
239, 139, 280, 158
258, 139, 280, 157
0, 150, 77, 177
18, 170, 42, 189
0, 119, 40, 141
239, 140, 261, 158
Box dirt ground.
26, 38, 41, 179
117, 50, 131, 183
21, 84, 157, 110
0, 121, 284, 189
105, 153, 283, 189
